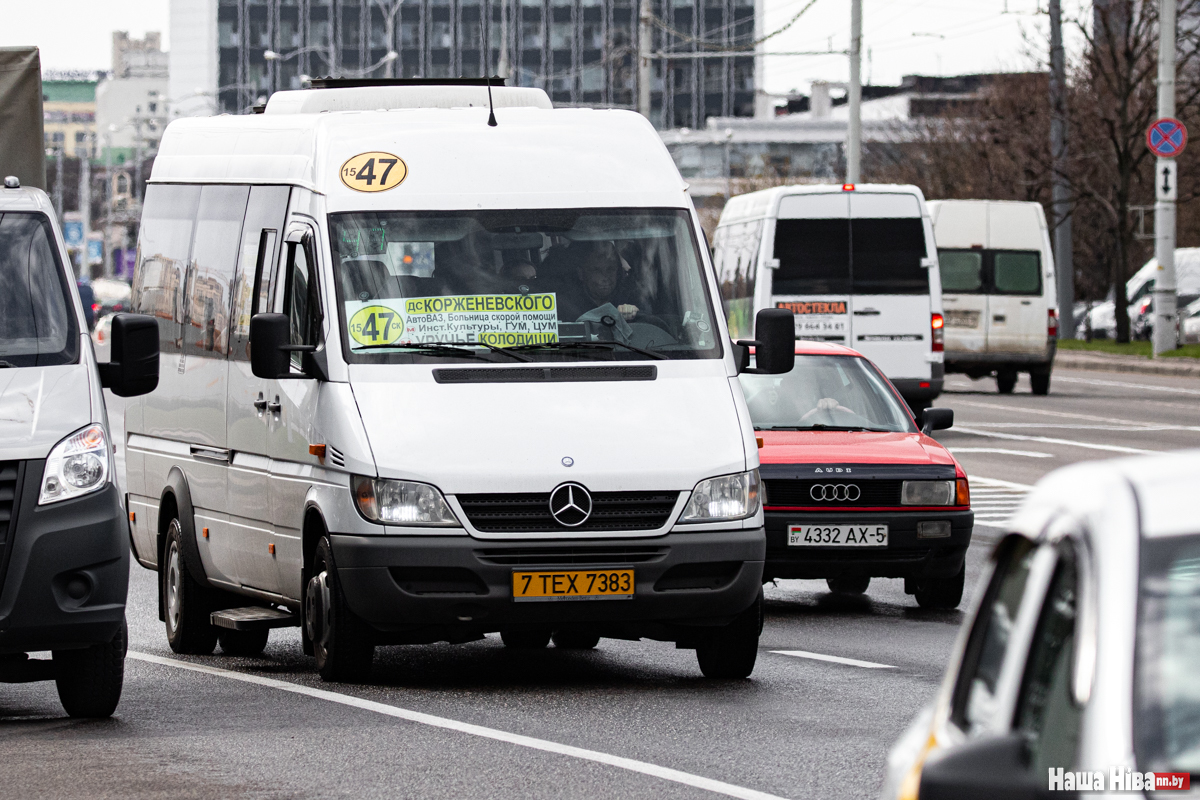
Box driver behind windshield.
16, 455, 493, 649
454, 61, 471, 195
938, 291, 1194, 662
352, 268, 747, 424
551, 240, 641, 322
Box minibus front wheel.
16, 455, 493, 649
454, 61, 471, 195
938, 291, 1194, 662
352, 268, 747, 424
695, 589, 763, 679
307, 537, 374, 683
162, 518, 218, 655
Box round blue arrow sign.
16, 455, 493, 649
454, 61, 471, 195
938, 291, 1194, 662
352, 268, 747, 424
1147, 117, 1188, 158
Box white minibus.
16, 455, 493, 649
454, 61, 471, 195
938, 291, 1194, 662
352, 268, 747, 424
712, 184, 944, 412
124, 80, 795, 682
928, 199, 1058, 395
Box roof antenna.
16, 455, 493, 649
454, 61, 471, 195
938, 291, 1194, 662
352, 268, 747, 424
482, 23, 498, 127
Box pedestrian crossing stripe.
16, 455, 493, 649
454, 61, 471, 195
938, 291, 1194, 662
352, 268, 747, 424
967, 476, 1033, 529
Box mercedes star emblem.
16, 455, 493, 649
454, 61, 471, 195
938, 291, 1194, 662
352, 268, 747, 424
549, 482, 592, 527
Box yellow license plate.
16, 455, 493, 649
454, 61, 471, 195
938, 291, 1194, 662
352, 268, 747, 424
511, 569, 634, 602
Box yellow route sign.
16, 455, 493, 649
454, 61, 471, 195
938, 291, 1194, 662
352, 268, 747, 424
340, 152, 407, 193
348, 304, 405, 346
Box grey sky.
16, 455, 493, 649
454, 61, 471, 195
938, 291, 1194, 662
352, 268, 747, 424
1, 0, 1084, 95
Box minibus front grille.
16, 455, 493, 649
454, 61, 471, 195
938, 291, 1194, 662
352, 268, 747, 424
0, 461, 19, 594
475, 545, 670, 566
457, 491, 679, 533
763, 479, 903, 508
433, 365, 657, 384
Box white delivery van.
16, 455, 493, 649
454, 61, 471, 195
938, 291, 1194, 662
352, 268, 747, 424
712, 184, 944, 412
123, 80, 796, 682
928, 200, 1058, 395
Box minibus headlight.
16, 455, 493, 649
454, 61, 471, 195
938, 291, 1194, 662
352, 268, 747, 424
901, 480, 955, 506
352, 477, 460, 526
39, 424, 110, 505
680, 470, 760, 522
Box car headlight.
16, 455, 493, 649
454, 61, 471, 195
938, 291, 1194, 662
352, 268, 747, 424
680, 470, 760, 522
40, 424, 110, 505
901, 480, 955, 506
352, 476, 459, 526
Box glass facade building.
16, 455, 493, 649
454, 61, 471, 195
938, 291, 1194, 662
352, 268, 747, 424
215, 0, 755, 127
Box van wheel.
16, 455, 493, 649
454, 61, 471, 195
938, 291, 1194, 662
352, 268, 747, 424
914, 565, 965, 610
218, 628, 269, 657
54, 617, 127, 718
1030, 369, 1051, 396
996, 371, 1017, 394
162, 518, 217, 655
307, 537, 374, 683
552, 630, 601, 650
696, 590, 762, 679
501, 630, 552, 649
827, 576, 870, 594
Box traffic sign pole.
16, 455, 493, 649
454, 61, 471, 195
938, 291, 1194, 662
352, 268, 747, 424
1153, 0, 1178, 356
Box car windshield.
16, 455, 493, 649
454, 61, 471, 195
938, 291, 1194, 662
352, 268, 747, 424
328, 208, 721, 363
738, 354, 916, 432
0, 212, 79, 367
1135, 533, 1200, 775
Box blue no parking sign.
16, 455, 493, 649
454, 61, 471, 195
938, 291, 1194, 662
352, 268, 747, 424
1147, 118, 1188, 158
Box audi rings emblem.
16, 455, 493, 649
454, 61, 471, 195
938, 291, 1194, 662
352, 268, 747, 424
810, 483, 861, 502
549, 482, 593, 527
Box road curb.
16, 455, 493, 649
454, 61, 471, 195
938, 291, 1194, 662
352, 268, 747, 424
1055, 351, 1200, 378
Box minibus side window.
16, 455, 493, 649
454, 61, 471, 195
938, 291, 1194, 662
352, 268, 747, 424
230, 185, 290, 361
184, 185, 249, 358
282, 239, 322, 371
715, 220, 761, 341
132, 184, 201, 353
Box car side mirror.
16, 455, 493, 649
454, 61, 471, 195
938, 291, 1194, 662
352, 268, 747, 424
737, 308, 795, 375
250, 313, 315, 379
97, 313, 160, 397
921, 407, 953, 434
918, 732, 1055, 800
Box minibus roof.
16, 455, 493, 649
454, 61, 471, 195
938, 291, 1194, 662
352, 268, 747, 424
149, 105, 691, 211
718, 183, 924, 225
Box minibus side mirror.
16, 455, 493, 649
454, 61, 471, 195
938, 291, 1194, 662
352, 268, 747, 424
250, 313, 315, 379
921, 407, 954, 434
917, 732, 1046, 800
98, 314, 160, 397
737, 308, 795, 375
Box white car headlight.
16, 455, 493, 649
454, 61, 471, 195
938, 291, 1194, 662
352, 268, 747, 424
352, 476, 460, 526
680, 470, 761, 522
40, 424, 110, 505
901, 480, 955, 506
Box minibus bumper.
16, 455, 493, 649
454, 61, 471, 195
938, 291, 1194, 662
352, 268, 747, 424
761, 509, 972, 583
331, 528, 764, 641
0, 461, 128, 655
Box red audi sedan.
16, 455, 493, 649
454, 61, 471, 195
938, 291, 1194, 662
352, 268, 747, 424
740, 342, 973, 609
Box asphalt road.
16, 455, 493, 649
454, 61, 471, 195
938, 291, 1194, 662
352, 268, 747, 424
2, 367, 1196, 800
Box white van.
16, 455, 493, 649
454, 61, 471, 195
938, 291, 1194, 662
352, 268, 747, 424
123, 81, 796, 682
928, 200, 1058, 395
712, 184, 944, 412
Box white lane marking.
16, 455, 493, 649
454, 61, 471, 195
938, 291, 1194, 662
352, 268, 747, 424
1054, 375, 1200, 396
954, 426, 1158, 455
952, 399, 1190, 428
948, 447, 1053, 458
968, 476, 1036, 491
771, 650, 896, 670
964, 476, 1033, 528
127, 651, 788, 800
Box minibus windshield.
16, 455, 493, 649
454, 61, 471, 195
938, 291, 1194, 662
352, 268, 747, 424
0, 212, 79, 367
739, 355, 916, 432
329, 208, 721, 363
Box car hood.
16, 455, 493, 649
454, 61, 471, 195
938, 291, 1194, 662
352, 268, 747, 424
757, 430, 956, 468
0, 364, 93, 461
349, 364, 750, 494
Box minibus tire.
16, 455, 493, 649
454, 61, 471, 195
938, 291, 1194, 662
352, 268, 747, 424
996, 371, 1017, 394
311, 537, 374, 683
501, 630, 552, 649
54, 617, 126, 719
827, 576, 870, 595
218, 628, 269, 657
1030, 369, 1051, 396
914, 565, 965, 610
552, 630, 601, 650
696, 590, 762, 679
162, 519, 218, 655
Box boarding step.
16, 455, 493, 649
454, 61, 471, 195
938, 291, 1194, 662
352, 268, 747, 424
210, 607, 298, 631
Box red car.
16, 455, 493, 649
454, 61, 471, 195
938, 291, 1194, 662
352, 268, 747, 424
740, 341, 972, 609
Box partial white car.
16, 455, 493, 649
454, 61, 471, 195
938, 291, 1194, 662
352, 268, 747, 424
1182, 297, 1200, 344
879, 450, 1200, 799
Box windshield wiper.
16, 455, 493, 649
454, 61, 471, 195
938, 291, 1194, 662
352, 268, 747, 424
756, 425, 892, 432
0, 360, 17, 369
510, 341, 666, 360
354, 340, 531, 363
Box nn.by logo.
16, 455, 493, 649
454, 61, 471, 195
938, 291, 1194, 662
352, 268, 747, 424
1049, 768, 1191, 791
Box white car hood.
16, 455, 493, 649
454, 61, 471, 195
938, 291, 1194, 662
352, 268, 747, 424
0, 364, 93, 461
349, 364, 749, 494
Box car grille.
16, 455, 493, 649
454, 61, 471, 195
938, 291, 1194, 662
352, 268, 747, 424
763, 479, 903, 507
457, 491, 679, 533
475, 545, 669, 566
0, 461, 20, 595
